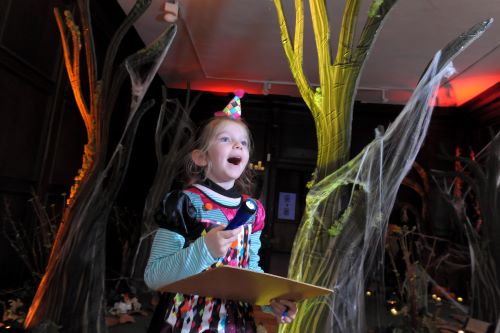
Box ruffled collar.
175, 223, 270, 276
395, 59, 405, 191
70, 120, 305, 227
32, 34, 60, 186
192, 179, 242, 207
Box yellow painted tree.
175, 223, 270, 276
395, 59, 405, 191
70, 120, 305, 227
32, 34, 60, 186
273, 0, 492, 331
274, 0, 398, 177
273, 0, 398, 330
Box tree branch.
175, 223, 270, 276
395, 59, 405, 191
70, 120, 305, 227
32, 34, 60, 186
273, 0, 315, 110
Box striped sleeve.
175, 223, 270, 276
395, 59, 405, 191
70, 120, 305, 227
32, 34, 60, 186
248, 230, 264, 273
249, 229, 272, 311
144, 228, 217, 290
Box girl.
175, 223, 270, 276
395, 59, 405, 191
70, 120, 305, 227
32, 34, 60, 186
144, 92, 297, 333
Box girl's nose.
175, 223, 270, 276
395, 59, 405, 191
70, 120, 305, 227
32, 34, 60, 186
233, 141, 243, 149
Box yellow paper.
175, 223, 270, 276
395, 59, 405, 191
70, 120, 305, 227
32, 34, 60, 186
159, 266, 333, 306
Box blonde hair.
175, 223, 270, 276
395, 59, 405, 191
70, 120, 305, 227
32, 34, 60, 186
185, 117, 255, 194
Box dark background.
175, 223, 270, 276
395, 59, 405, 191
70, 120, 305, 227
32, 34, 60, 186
1, 0, 499, 294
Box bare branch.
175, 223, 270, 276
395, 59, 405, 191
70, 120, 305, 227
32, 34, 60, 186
273, 0, 315, 110
77, 0, 98, 117
54, 8, 92, 133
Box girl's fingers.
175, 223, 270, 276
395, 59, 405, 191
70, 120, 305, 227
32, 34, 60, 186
278, 300, 297, 314
220, 226, 242, 238
204, 225, 242, 258
270, 300, 286, 313
269, 301, 286, 321
270, 299, 297, 323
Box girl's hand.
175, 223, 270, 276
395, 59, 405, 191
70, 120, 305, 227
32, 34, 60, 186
204, 225, 242, 258
270, 299, 297, 324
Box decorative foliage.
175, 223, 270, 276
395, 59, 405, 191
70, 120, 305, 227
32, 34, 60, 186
2, 192, 62, 284
431, 134, 500, 322
2, 298, 25, 324
1, 193, 63, 330
381, 132, 500, 329
130, 85, 199, 283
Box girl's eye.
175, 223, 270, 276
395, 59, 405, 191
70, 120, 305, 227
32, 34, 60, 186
219, 136, 231, 143
241, 140, 248, 147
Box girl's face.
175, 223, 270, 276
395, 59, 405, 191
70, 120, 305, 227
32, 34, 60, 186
203, 120, 250, 189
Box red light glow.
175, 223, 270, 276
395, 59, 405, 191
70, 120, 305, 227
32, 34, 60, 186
166, 76, 500, 107
437, 75, 500, 106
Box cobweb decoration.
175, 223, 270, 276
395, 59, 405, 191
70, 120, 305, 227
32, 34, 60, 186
283, 19, 493, 333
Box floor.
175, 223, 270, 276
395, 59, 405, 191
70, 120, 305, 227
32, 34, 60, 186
108, 315, 151, 333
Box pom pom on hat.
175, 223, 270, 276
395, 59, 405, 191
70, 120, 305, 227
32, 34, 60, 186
163, 1, 179, 23
215, 90, 245, 119
234, 89, 245, 98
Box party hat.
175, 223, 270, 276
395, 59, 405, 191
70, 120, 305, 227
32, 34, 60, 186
215, 89, 245, 119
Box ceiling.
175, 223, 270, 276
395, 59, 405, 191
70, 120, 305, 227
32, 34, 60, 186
117, 0, 500, 106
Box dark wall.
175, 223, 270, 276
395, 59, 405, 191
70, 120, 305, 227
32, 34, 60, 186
0, 0, 75, 289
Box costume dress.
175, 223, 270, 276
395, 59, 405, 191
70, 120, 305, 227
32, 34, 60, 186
145, 180, 266, 333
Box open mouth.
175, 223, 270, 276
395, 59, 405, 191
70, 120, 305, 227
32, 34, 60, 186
227, 157, 242, 165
